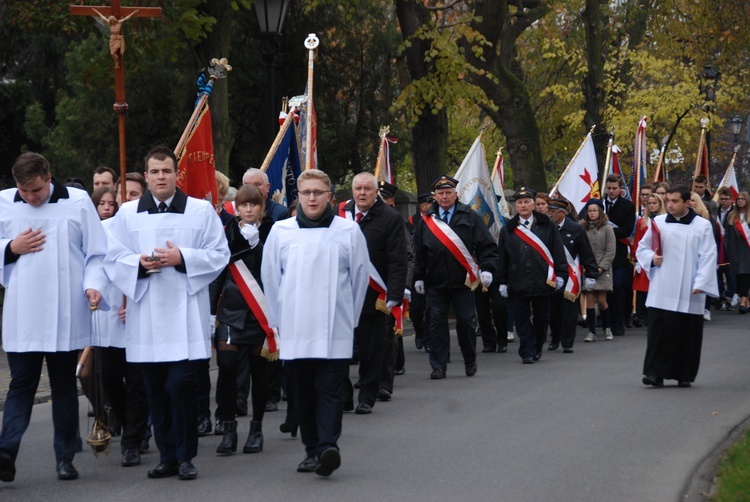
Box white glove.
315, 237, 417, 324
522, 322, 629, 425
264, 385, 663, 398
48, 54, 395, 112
635, 263, 642, 274
499, 284, 508, 298
209, 314, 217, 336
480, 271, 493, 288
403, 289, 412, 302
240, 223, 260, 248
386, 300, 399, 310
555, 277, 565, 291
584, 277, 596, 290
414, 280, 425, 295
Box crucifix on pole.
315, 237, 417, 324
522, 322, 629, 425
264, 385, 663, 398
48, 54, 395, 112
69, 1, 161, 201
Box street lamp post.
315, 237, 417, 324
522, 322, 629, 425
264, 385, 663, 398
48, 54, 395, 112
731, 115, 743, 148
255, 0, 291, 148
701, 64, 721, 185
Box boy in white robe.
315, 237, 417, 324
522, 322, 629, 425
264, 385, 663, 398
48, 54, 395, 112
636, 185, 718, 387
105, 146, 229, 480
0, 152, 107, 482
262, 169, 369, 477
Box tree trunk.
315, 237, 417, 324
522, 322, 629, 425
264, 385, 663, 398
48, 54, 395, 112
195, 1, 233, 175
395, 0, 447, 194
467, 0, 549, 190
582, 0, 609, 170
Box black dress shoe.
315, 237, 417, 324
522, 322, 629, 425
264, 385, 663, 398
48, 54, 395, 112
196, 416, 212, 437
56, 461, 78, 481
547, 342, 559, 351
297, 453, 320, 473
178, 461, 197, 480
632, 315, 643, 328
0, 449, 15, 482
343, 401, 354, 412
394, 367, 405, 375
415, 336, 424, 349
533, 352, 542, 362
522, 358, 534, 364
465, 362, 477, 377
642, 375, 664, 387
139, 437, 150, 453
214, 419, 225, 435
625, 318, 634, 328
121, 448, 141, 467
265, 400, 279, 412
353, 381, 361, 389
497, 346, 508, 353
430, 368, 446, 379
481, 346, 497, 353
377, 389, 392, 402
147, 462, 179, 479
355, 403, 373, 415
563, 347, 574, 353
678, 381, 692, 388
614, 325, 625, 336
315, 447, 341, 477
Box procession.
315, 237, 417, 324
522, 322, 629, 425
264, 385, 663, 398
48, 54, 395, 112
2, 1, 750, 500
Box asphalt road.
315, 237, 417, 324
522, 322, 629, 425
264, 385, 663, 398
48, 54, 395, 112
1, 310, 749, 502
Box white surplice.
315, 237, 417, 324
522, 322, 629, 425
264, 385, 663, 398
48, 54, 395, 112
0, 184, 109, 352
104, 192, 230, 362
636, 213, 719, 315
261, 216, 370, 360
95, 217, 126, 349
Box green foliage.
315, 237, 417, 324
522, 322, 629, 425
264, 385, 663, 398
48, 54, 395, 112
713, 429, 750, 502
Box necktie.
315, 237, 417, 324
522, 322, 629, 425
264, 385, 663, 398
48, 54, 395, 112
158, 201, 168, 213
605, 200, 612, 213
523, 219, 529, 227
356, 212, 363, 223
442, 211, 449, 224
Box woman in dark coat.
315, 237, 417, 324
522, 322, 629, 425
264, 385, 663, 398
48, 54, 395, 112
210, 185, 275, 454
724, 191, 750, 314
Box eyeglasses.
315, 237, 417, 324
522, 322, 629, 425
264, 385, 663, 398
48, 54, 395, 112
298, 190, 329, 198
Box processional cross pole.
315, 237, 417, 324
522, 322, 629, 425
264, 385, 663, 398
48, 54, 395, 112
69, 1, 161, 202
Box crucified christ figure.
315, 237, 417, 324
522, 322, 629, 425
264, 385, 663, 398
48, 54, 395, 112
92, 8, 140, 69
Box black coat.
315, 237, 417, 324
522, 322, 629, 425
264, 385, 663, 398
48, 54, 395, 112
604, 196, 636, 268
497, 211, 568, 297
559, 216, 599, 279
209, 218, 265, 343
414, 201, 497, 290
341, 198, 408, 313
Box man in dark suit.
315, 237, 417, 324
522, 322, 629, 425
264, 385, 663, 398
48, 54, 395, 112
497, 188, 568, 363
603, 174, 636, 336
340, 173, 407, 414
406, 193, 434, 352
715, 187, 736, 310
546, 198, 598, 353
414, 175, 497, 379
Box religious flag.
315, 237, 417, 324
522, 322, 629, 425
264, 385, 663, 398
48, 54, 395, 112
454, 135, 505, 240
632, 116, 648, 207
265, 113, 303, 207
652, 143, 667, 183
693, 122, 710, 189
374, 134, 398, 183
299, 84, 318, 170
176, 103, 218, 205
552, 131, 600, 214
713, 152, 740, 201
490, 148, 510, 219
609, 144, 632, 201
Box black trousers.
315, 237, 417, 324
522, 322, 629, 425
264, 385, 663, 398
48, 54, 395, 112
379, 315, 397, 393
0, 351, 79, 462
644, 308, 703, 382
475, 286, 508, 350
549, 292, 578, 349
139, 360, 202, 464
100, 347, 149, 451
346, 311, 386, 406
514, 296, 550, 360
427, 287, 477, 370
287, 358, 348, 457
409, 288, 431, 347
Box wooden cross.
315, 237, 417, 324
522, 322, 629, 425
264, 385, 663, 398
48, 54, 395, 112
69, 1, 162, 200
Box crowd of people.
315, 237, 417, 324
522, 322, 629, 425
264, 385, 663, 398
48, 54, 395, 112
0, 150, 727, 484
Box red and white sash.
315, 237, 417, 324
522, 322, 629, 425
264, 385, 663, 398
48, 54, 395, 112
227, 260, 279, 361
734, 219, 750, 250
563, 247, 581, 302
513, 224, 556, 288
423, 214, 480, 290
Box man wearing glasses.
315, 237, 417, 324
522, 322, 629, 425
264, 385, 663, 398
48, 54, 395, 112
262, 169, 369, 477
716, 187, 736, 311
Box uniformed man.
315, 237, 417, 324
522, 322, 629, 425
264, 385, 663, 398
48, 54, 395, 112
497, 188, 568, 363
414, 175, 497, 379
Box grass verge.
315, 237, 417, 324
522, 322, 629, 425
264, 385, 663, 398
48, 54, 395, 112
712, 429, 750, 501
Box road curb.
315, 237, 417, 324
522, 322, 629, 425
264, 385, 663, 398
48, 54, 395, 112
680, 412, 750, 501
